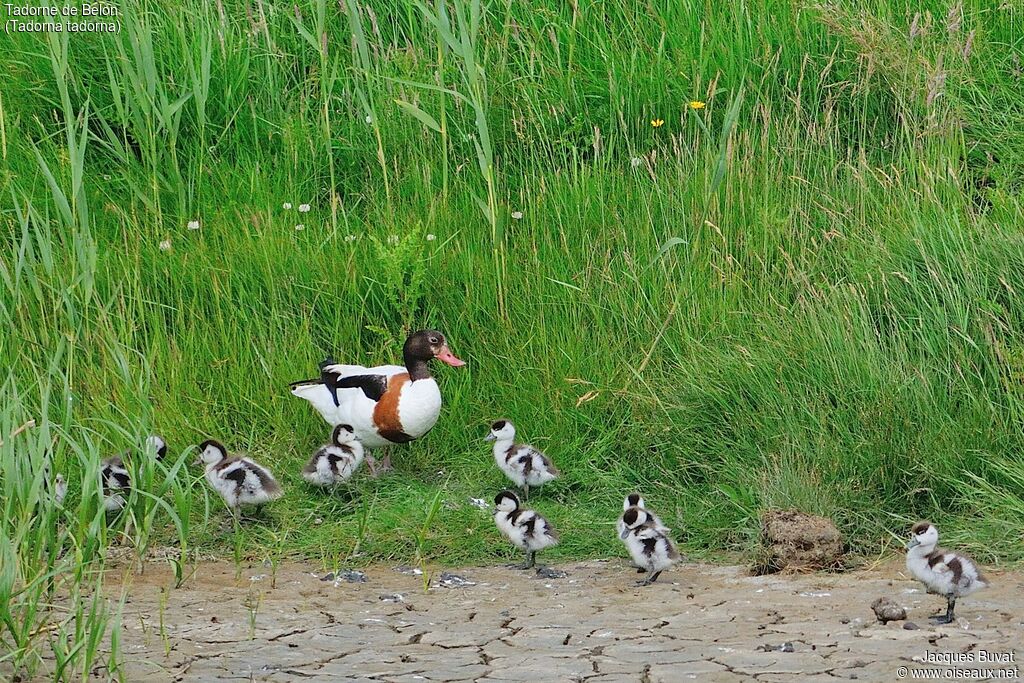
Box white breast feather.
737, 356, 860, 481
395, 379, 442, 439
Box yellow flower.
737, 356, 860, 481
650, 118, 665, 128
689, 101, 706, 110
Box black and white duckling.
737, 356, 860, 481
197, 440, 283, 517
619, 506, 680, 586
302, 424, 365, 487
485, 420, 559, 500
616, 494, 671, 573
616, 493, 670, 538
493, 490, 559, 570
905, 521, 989, 624
100, 456, 131, 512
145, 434, 168, 461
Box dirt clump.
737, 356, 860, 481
755, 509, 844, 574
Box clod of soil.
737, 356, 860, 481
871, 596, 907, 624
754, 509, 844, 574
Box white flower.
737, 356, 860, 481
283, 202, 293, 210
344, 234, 357, 242
365, 115, 373, 124
630, 157, 642, 168
511, 211, 523, 220
159, 239, 172, 251
187, 220, 200, 230
426, 233, 436, 241
294, 224, 305, 231
298, 204, 311, 213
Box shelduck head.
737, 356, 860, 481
484, 419, 515, 442
196, 439, 228, 466
405, 329, 465, 368
494, 490, 520, 512
623, 493, 645, 511
620, 506, 651, 539
145, 435, 168, 460
331, 424, 357, 446
907, 520, 938, 552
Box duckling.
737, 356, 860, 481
616, 493, 671, 573
52, 473, 67, 506
197, 440, 283, 517
145, 435, 168, 461
42, 462, 67, 506
905, 521, 989, 624
302, 424, 365, 487
485, 420, 559, 500
616, 493, 670, 537
100, 456, 131, 512
619, 506, 680, 586
493, 490, 559, 570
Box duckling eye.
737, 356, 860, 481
429, 336, 439, 344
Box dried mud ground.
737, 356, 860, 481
104, 558, 1024, 682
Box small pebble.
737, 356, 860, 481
758, 642, 795, 653
534, 567, 568, 579
903, 622, 920, 630
320, 572, 336, 582
338, 570, 368, 583
437, 572, 475, 588
379, 593, 405, 603
394, 566, 423, 576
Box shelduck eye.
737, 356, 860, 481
429, 336, 439, 345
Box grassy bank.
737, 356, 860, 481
2, 0, 1023, 674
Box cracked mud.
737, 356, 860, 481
107, 559, 1024, 681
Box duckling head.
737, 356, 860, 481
619, 506, 650, 539
494, 490, 520, 512
332, 424, 357, 446
145, 435, 168, 460
485, 420, 516, 443
907, 521, 938, 552
623, 493, 645, 510
196, 439, 228, 467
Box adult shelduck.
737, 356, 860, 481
289, 330, 465, 472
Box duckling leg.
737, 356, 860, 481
635, 570, 663, 587
508, 551, 536, 570
930, 596, 956, 624
522, 484, 530, 501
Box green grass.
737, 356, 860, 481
2, 0, 1024, 674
